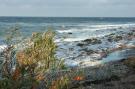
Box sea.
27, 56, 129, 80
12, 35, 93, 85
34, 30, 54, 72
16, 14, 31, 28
0, 17, 135, 40
1, 17, 135, 67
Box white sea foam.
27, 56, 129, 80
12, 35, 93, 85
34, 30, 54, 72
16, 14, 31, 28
63, 37, 89, 42
62, 32, 111, 42
90, 23, 135, 28
57, 28, 103, 33
57, 29, 74, 33
64, 60, 79, 67
57, 23, 135, 34
0, 45, 7, 53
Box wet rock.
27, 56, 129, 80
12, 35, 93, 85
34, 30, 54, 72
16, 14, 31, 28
128, 32, 133, 36
107, 35, 123, 42
119, 27, 123, 29
69, 48, 74, 51
83, 38, 102, 45
68, 32, 73, 34
107, 38, 113, 42
82, 48, 95, 55
114, 35, 123, 41
77, 43, 85, 47
108, 33, 115, 36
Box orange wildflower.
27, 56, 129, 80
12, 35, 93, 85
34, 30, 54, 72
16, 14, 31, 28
73, 76, 84, 81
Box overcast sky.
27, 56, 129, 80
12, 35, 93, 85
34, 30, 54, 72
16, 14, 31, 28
0, 0, 135, 17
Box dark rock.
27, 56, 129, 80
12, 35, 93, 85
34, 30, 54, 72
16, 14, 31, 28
82, 48, 95, 55
107, 35, 123, 42
83, 38, 102, 45
83, 39, 92, 43
115, 35, 123, 41
123, 57, 135, 68
107, 38, 113, 42
128, 32, 133, 36
68, 32, 73, 34
131, 29, 135, 32
69, 48, 74, 51
77, 43, 85, 47
119, 27, 123, 29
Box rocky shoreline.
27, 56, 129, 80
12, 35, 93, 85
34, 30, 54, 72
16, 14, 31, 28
56, 27, 135, 68
71, 57, 135, 89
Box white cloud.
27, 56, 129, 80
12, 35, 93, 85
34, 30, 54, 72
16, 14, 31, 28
0, 0, 135, 16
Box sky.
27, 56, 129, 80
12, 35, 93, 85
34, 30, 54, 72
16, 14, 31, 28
0, 0, 135, 17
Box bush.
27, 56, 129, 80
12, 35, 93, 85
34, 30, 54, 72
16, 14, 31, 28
0, 28, 62, 89
0, 27, 85, 89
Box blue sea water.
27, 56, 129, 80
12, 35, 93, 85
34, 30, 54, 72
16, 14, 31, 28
0, 17, 135, 39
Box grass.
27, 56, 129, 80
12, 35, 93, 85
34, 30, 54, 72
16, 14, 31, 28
0, 26, 85, 89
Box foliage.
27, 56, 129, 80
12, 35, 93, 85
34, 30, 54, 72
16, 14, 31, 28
0, 26, 85, 89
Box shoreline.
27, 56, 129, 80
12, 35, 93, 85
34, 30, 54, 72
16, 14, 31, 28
56, 27, 135, 68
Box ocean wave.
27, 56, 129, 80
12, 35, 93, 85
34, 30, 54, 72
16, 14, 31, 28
90, 23, 135, 28
57, 28, 103, 33
60, 32, 112, 42
57, 23, 135, 33
62, 37, 89, 42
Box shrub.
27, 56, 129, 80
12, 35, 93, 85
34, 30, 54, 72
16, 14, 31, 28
0, 27, 61, 89
0, 27, 85, 89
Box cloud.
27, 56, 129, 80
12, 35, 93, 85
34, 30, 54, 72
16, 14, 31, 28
0, 0, 135, 16
0, 0, 135, 7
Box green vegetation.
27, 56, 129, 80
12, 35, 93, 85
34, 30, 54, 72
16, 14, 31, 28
0, 26, 84, 89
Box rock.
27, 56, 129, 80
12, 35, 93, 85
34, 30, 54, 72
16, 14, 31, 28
107, 35, 123, 42
82, 48, 95, 55
119, 27, 123, 29
69, 48, 74, 51
68, 32, 73, 34
115, 35, 123, 41
77, 43, 86, 47
107, 38, 113, 42
128, 32, 133, 36
83, 38, 102, 45
123, 57, 135, 68
131, 29, 135, 32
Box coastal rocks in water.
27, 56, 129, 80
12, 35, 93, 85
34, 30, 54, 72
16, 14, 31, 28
68, 32, 73, 34
69, 48, 74, 51
77, 43, 86, 47
83, 38, 102, 45
114, 35, 123, 41
123, 57, 135, 68
107, 35, 123, 42
127, 32, 133, 36
81, 48, 96, 55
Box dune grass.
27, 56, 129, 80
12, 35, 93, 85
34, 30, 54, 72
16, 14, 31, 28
0, 27, 85, 89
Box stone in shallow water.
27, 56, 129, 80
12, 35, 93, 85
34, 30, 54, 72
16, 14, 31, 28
77, 43, 86, 47
83, 38, 102, 45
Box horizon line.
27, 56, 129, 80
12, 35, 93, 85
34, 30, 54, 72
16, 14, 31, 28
0, 16, 135, 18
